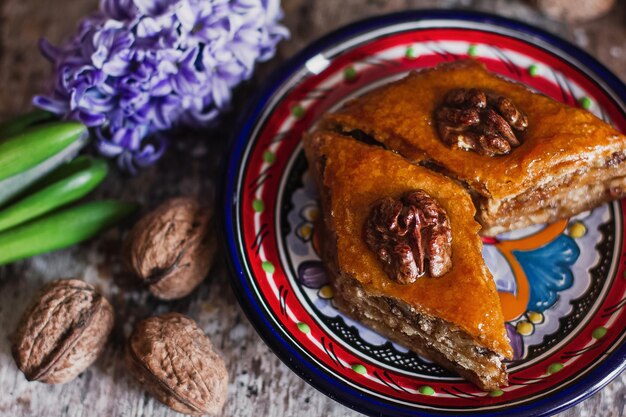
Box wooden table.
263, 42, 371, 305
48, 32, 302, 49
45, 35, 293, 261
0, 0, 624, 416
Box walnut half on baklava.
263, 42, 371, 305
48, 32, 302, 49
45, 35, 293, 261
304, 130, 513, 390
322, 60, 626, 236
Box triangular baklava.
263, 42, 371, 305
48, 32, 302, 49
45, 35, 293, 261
304, 130, 513, 390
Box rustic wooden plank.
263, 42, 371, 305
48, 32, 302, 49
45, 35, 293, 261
0, 0, 624, 416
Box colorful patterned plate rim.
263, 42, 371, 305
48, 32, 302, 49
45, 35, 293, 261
224, 10, 626, 417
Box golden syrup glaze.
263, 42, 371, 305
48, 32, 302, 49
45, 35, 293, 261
325, 60, 626, 200
304, 130, 513, 358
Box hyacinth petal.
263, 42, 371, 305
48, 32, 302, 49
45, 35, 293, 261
134, 0, 176, 17
91, 46, 110, 69
135, 134, 167, 166
38, 38, 64, 62
271, 23, 291, 38
32, 95, 69, 114
100, 0, 137, 21
110, 126, 137, 150
69, 108, 107, 126
102, 56, 131, 76
211, 78, 231, 110
236, 27, 261, 45
135, 148, 158, 167
151, 78, 173, 96
80, 91, 115, 113
263, 0, 282, 20
117, 151, 137, 174
95, 135, 126, 157
185, 105, 220, 125
152, 95, 181, 128
174, 0, 196, 31
135, 16, 163, 37
229, 43, 257, 72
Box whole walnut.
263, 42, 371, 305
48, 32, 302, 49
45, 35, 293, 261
126, 313, 228, 416
124, 197, 216, 300
534, 0, 615, 22
11, 279, 114, 384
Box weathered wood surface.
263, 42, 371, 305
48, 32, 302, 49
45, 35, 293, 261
0, 0, 624, 416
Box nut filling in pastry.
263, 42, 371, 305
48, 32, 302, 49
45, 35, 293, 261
333, 276, 508, 390
322, 59, 626, 236
304, 130, 513, 391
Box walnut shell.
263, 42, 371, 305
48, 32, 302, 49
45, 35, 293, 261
535, 0, 615, 22
11, 279, 114, 384
124, 197, 216, 300
126, 313, 228, 416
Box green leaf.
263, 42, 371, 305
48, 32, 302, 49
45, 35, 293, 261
0, 200, 136, 266
0, 132, 89, 207
0, 121, 87, 182
0, 157, 108, 233
0, 110, 55, 140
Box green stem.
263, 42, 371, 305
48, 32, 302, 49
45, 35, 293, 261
0, 121, 86, 182
0, 200, 137, 266
0, 110, 55, 140
0, 157, 108, 233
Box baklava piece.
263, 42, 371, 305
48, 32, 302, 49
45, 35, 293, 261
322, 60, 626, 235
304, 130, 513, 390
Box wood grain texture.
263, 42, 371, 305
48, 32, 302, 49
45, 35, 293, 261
0, 0, 624, 416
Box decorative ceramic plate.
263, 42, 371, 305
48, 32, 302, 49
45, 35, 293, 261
224, 10, 626, 417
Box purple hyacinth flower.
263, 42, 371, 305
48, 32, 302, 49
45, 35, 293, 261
34, 0, 289, 172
